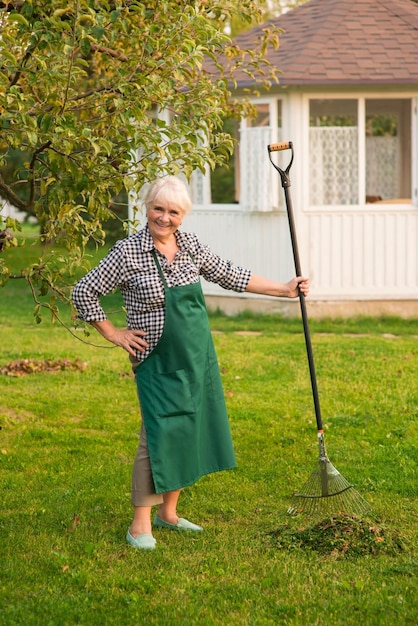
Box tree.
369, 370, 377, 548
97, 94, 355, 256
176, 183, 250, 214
0, 0, 279, 322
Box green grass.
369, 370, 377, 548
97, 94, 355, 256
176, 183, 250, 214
0, 239, 417, 625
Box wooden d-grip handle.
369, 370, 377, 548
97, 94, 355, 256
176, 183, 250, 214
267, 141, 292, 152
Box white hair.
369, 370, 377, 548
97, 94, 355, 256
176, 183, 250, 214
144, 176, 192, 215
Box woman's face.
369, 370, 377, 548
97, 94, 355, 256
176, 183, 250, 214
146, 203, 184, 241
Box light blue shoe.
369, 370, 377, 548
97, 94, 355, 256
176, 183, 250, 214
126, 530, 156, 550
153, 514, 203, 532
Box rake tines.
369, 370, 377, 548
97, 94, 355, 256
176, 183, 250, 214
287, 434, 371, 518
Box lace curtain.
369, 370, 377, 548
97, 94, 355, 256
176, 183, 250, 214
366, 136, 400, 200
309, 127, 358, 205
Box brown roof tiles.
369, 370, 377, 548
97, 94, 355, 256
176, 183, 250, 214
234, 0, 418, 86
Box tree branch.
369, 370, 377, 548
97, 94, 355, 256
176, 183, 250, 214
28, 140, 52, 205
0, 173, 28, 210
26, 274, 118, 349
57, 0, 79, 116
90, 44, 128, 62
9, 43, 37, 87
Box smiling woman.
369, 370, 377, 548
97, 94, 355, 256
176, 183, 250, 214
71, 175, 309, 551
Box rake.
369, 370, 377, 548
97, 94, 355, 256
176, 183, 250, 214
267, 141, 371, 518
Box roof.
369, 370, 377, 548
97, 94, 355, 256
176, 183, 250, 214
234, 0, 418, 86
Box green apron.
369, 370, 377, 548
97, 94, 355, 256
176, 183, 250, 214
135, 249, 236, 494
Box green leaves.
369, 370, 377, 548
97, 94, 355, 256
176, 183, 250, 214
7, 12, 30, 28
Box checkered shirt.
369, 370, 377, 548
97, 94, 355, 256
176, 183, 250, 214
72, 225, 251, 361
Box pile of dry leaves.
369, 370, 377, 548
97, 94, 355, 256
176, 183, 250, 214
0, 358, 88, 377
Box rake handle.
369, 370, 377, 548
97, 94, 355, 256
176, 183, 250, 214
285, 186, 323, 433
268, 142, 323, 433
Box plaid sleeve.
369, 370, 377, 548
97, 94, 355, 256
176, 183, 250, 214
72, 243, 126, 322
191, 238, 251, 292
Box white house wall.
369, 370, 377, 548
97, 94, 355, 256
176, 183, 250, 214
185, 204, 418, 310
306, 208, 418, 299
184, 207, 296, 298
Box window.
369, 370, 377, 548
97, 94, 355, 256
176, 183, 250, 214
205, 101, 282, 209
239, 101, 282, 211
365, 99, 411, 203
309, 98, 412, 206
309, 99, 358, 205
210, 117, 240, 204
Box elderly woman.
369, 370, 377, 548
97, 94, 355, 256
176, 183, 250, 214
72, 176, 309, 550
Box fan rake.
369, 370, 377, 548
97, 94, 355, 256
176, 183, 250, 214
267, 141, 371, 518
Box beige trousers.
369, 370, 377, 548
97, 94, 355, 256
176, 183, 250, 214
130, 356, 164, 506
131, 419, 164, 507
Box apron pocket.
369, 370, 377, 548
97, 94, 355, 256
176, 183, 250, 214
151, 369, 195, 418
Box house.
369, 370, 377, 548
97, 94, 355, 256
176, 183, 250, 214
149, 0, 418, 317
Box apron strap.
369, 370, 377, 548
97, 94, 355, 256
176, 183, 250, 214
151, 249, 167, 287
151, 248, 197, 289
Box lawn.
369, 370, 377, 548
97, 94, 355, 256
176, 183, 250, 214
0, 237, 417, 625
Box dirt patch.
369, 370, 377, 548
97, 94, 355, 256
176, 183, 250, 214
0, 358, 88, 376
269, 514, 406, 559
